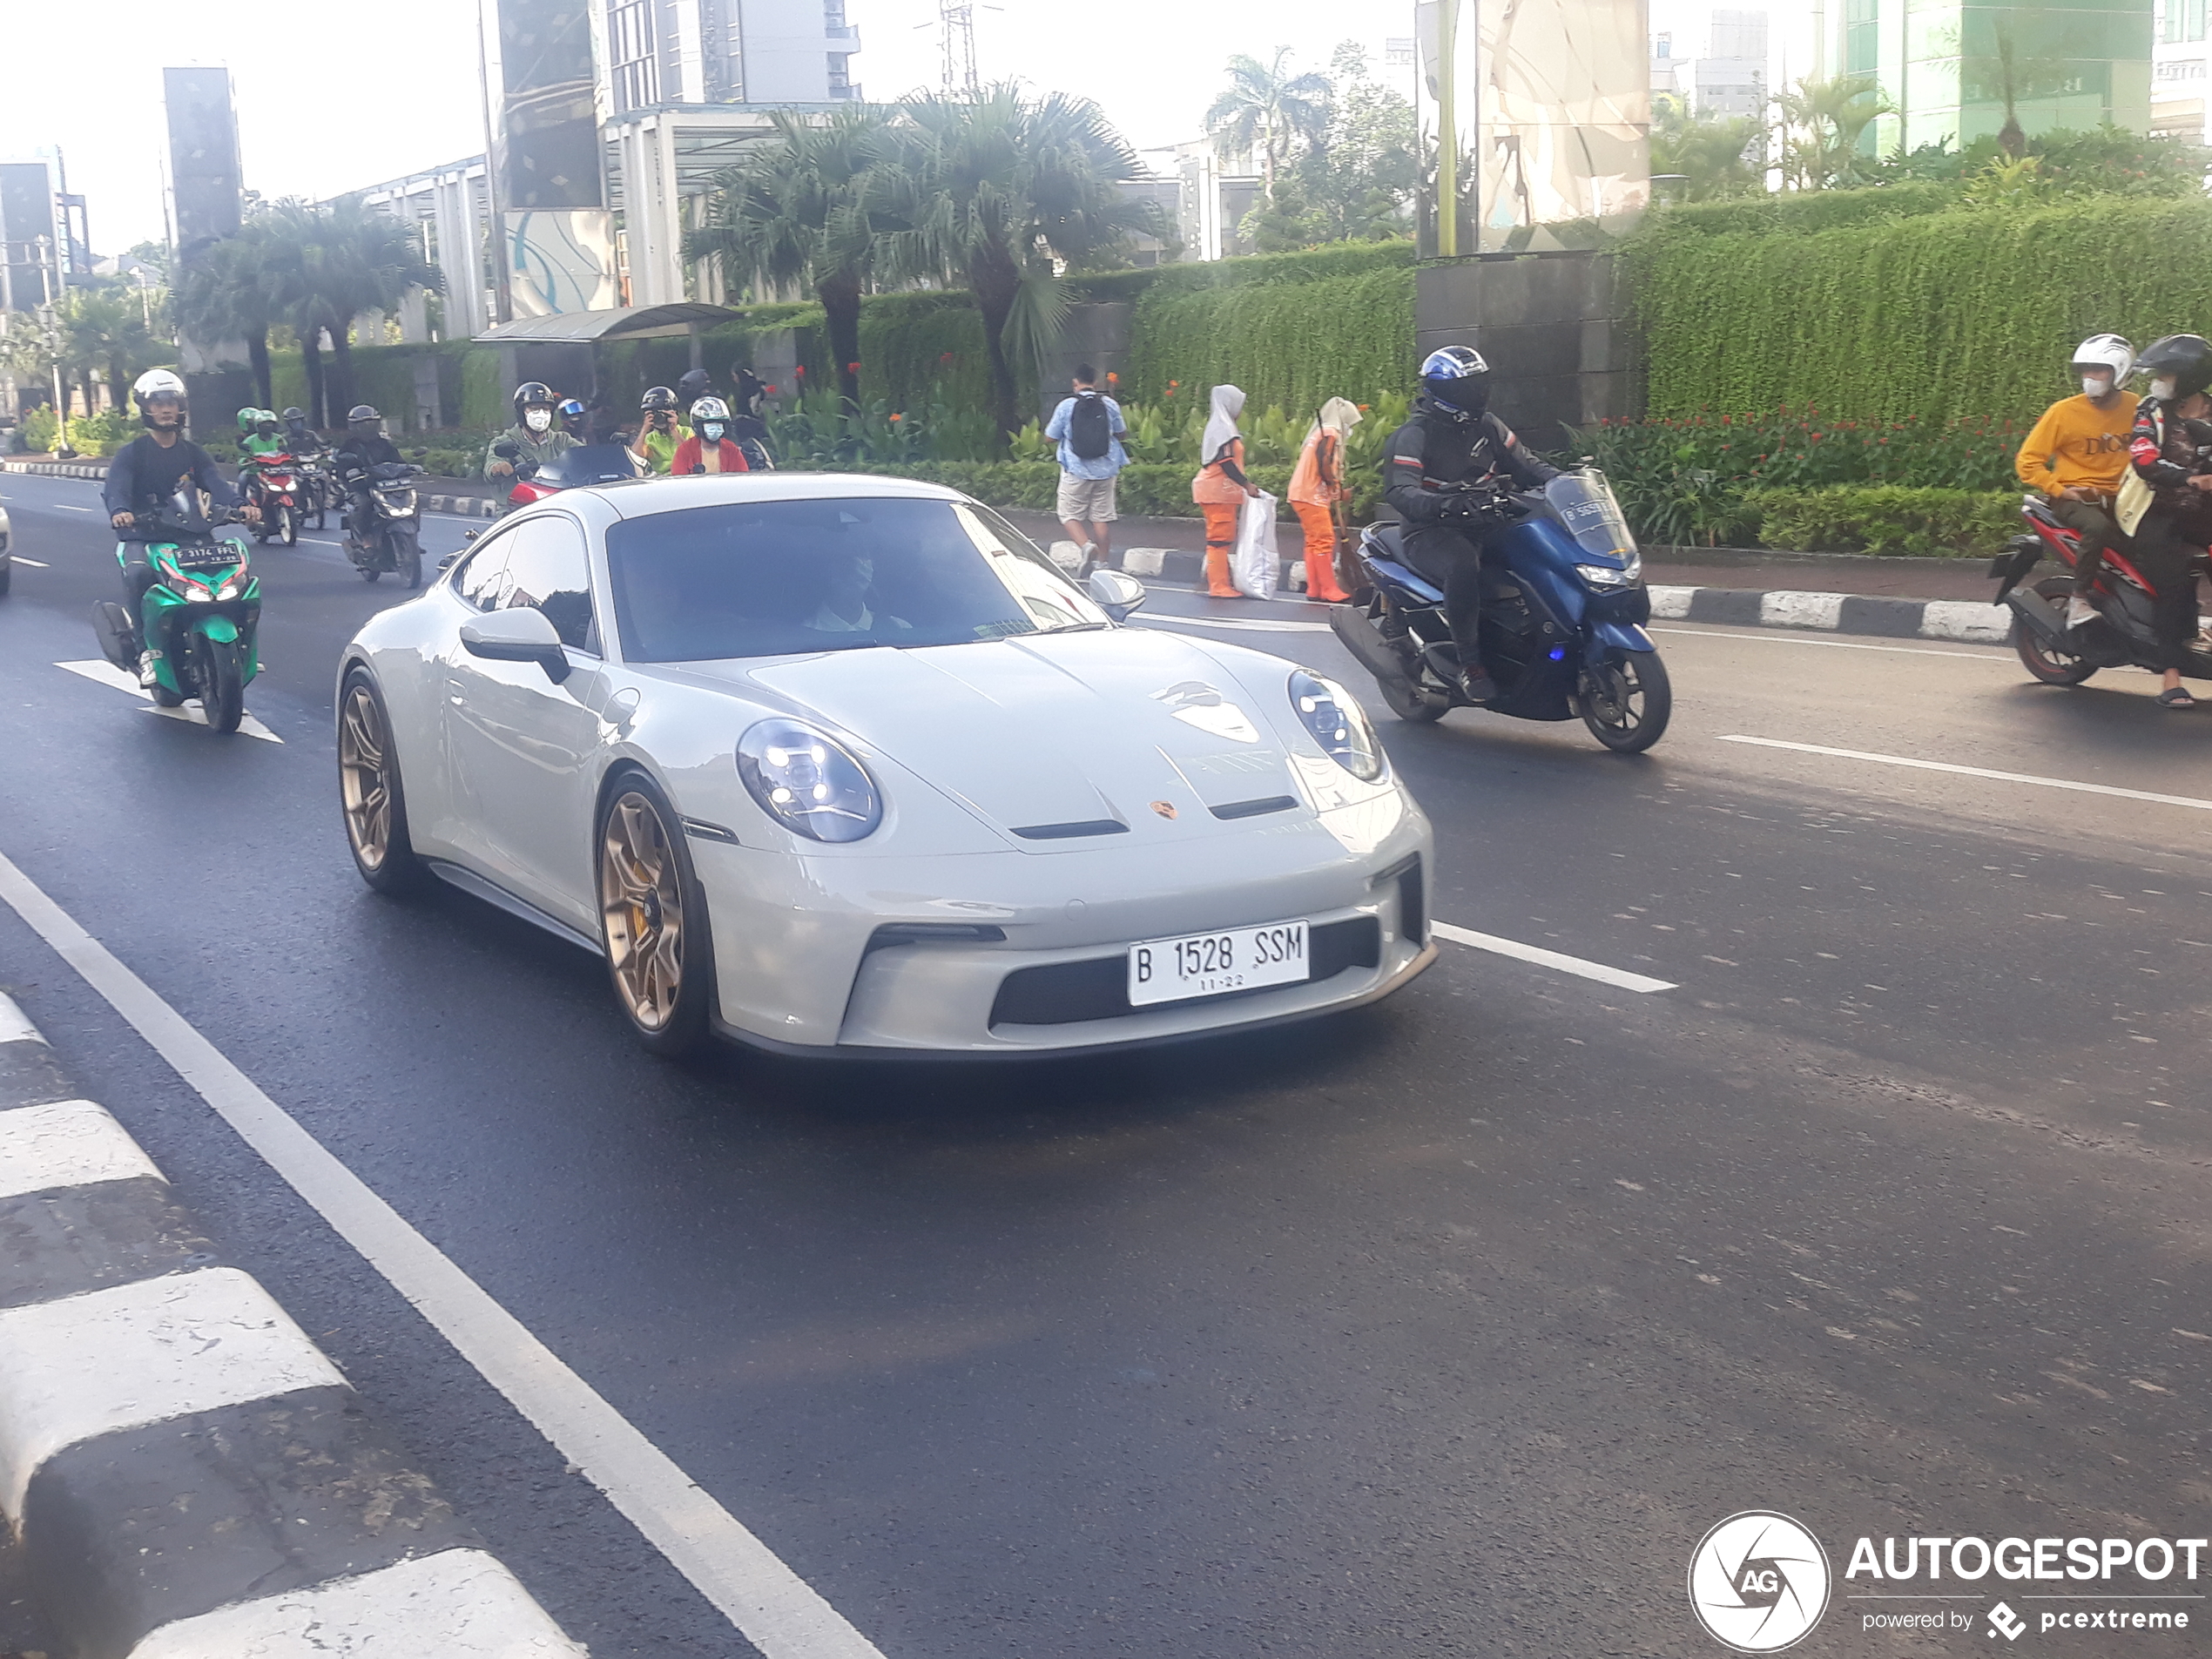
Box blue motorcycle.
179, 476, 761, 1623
1326, 469, 1671, 753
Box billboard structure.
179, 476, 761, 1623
482, 0, 618, 317
1418, 0, 1651, 256
163, 69, 243, 261
0, 161, 59, 315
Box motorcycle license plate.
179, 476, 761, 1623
1128, 919, 1309, 1007
170, 543, 239, 570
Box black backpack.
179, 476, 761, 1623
1068, 391, 1114, 461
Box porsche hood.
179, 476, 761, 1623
738, 630, 1322, 846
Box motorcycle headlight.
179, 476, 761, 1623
736, 718, 882, 843
182, 579, 213, 603
1288, 670, 1385, 782
1576, 552, 1642, 587
215, 575, 250, 601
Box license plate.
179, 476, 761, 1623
1127, 919, 1310, 1008
170, 544, 239, 570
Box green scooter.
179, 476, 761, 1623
92, 491, 263, 735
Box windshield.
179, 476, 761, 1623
605, 496, 1109, 663
1545, 469, 1635, 561
541, 443, 642, 488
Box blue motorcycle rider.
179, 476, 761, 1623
103, 369, 258, 685
1380, 347, 1560, 705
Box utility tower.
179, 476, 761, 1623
940, 0, 978, 98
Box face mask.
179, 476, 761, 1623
700, 423, 725, 443
2152, 378, 2178, 401
525, 408, 551, 433
2081, 375, 2113, 399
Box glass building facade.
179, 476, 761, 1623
1841, 0, 2153, 152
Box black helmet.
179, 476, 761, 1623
1420, 346, 1491, 417
512, 381, 556, 415
2139, 334, 2212, 402
640, 385, 678, 412
347, 404, 381, 430
676, 368, 712, 403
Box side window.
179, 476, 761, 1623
501, 516, 597, 653
455, 533, 514, 612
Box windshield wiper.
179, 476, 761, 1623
1039, 620, 1111, 633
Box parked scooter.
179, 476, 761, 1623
1327, 468, 1672, 752
91, 491, 262, 735
240, 451, 303, 547
1992, 496, 2212, 686
341, 461, 427, 588
494, 440, 642, 515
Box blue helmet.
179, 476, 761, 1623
1420, 345, 1491, 416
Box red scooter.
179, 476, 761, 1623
1992, 495, 2212, 686
241, 452, 303, 547
492, 440, 641, 515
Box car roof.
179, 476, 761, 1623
593, 471, 967, 521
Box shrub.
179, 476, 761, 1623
66, 407, 138, 457
1743, 485, 2020, 557
19, 407, 61, 453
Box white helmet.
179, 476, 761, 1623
690, 396, 732, 422
2071, 334, 2135, 384
132, 368, 189, 429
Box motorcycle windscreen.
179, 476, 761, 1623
1545, 471, 1635, 561
543, 443, 644, 487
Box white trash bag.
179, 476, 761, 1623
1231, 492, 1280, 599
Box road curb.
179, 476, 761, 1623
3, 459, 109, 481
0, 993, 583, 1657
1647, 583, 2011, 646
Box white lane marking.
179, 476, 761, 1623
55, 660, 284, 745
1718, 734, 2212, 813
47, 504, 93, 513
1651, 625, 2004, 660
0, 1267, 346, 1520
1141, 611, 1333, 634
8, 556, 50, 568
0, 1098, 165, 1201
0, 994, 42, 1045
1433, 921, 1677, 993
131, 1548, 583, 1658
0, 849, 887, 1659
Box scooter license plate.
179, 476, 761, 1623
1127, 919, 1310, 1008
171, 544, 239, 570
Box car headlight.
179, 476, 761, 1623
1288, 670, 1385, 782
736, 718, 883, 842
1576, 553, 1642, 587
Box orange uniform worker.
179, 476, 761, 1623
671, 398, 751, 475
1191, 384, 1259, 597
1288, 397, 1363, 603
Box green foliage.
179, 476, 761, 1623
1649, 93, 1764, 202
460, 350, 505, 431
853, 292, 1004, 440
1123, 265, 1413, 414
19, 407, 60, 452
65, 406, 138, 457
1072, 238, 1412, 305
1743, 486, 2020, 556
1630, 193, 2212, 430
772, 457, 1302, 519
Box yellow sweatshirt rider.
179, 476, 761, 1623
2013, 334, 2141, 623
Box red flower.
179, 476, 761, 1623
848, 361, 860, 374
794, 365, 806, 376
889, 412, 903, 422
940, 352, 955, 364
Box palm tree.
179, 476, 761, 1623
57, 283, 171, 415
878, 85, 1163, 443
174, 235, 273, 408
685, 106, 891, 408
1649, 92, 1765, 201
253, 199, 442, 424
1774, 76, 1892, 190
1205, 48, 1332, 190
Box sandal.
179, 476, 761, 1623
2157, 686, 2195, 709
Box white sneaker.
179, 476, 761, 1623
136, 650, 160, 688
2065, 596, 2097, 629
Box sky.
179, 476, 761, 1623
0, 0, 1808, 257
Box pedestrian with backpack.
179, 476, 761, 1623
1046, 364, 1130, 574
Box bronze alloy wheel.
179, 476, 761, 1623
600, 791, 686, 1032
339, 684, 394, 869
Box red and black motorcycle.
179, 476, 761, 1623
240, 452, 304, 548
1992, 495, 2212, 686
493, 440, 641, 515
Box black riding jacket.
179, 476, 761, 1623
102, 434, 239, 535
336, 433, 404, 482
1381, 395, 1560, 526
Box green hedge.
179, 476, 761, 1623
1743, 486, 2019, 557
1632, 195, 2212, 428
1074, 239, 1413, 305
1122, 265, 1414, 414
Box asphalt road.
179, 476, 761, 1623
3, 467, 2210, 1657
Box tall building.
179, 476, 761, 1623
2152, 0, 2210, 137
598, 0, 862, 111
1838, 0, 2153, 152
1695, 10, 1769, 118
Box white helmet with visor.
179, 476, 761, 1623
2070, 334, 2134, 397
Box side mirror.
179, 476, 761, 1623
462, 529, 482, 543
492, 440, 522, 460
460, 607, 570, 684
1086, 567, 1147, 620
